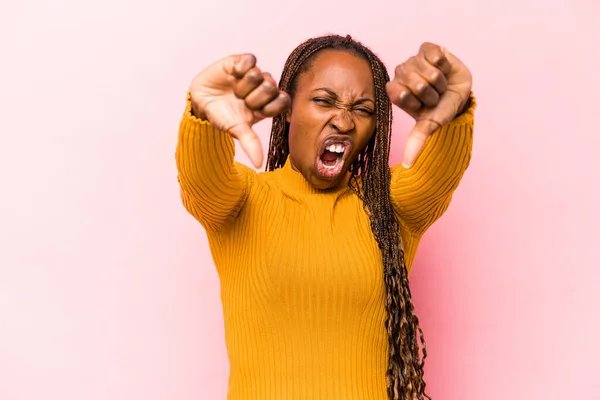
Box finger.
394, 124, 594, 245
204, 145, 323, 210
415, 55, 448, 94
230, 54, 257, 79
426, 87, 465, 128
233, 67, 264, 98
402, 119, 441, 168
244, 74, 280, 110
404, 72, 440, 108
229, 124, 263, 168
421, 43, 452, 76
260, 92, 291, 117
398, 84, 423, 111
386, 81, 422, 112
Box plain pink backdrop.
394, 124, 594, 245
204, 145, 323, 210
2, 1, 599, 399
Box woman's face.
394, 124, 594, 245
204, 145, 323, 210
287, 49, 376, 190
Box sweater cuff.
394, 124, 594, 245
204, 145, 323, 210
183, 91, 213, 123
449, 92, 476, 127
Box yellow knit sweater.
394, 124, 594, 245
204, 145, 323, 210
175, 94, 476, 399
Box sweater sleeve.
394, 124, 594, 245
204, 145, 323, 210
175, 94, 254, 233
390, 93, 476, 236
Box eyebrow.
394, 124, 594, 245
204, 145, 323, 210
312, 87, 375, 104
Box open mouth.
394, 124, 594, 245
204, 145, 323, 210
316, 139, 352, 180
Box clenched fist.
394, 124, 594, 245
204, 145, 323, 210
386, 42, 472, 167
189, 54, 291, 168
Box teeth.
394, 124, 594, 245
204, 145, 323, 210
326, 144, 345, 154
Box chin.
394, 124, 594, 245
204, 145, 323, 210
310, 165, 350, 190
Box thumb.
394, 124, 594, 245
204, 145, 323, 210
403, 88, 465, 168
402, 119, 439, 168
229, 123, 263, 168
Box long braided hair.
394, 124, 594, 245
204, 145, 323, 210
266, 34, 431, 400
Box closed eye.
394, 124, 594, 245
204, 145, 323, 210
312, 97, 374, 116
355, 107, 374, 116
312, 97, 333, 105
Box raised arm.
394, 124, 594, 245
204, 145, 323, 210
176, 97, 254, 232
390, 97, 475, 235
385, 42, 475, 235
175, 54, 290, 232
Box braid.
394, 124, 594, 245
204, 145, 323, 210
267, 34, 431, 400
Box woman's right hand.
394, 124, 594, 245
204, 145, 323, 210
190, 54, 291, 168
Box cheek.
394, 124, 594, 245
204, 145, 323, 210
287, 122, 313, 164
288, 107, 323, 154
288, 120, 307, 148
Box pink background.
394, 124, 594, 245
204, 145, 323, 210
2, 1, 599, 399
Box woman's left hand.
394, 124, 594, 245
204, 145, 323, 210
386, 42, 473, 167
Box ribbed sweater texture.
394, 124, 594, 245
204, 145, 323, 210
175, 94, 476, 399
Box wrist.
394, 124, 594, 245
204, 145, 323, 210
457, 93, 473, 116
191, 100, 208, 120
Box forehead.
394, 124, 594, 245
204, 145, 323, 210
296, 50, 374, 97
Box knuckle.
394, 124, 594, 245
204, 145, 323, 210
278, 93, 291, 108
410, 74, 426, 91
420, 42, 433, 51
430, 71, 446, 88
385, 83, 396, 98
394, 64, 404, 77
430, 69, 443, 81
245, 68, 264, 84
395, 58, 413, 76
261, 80, 278, 94
392, 82, 408, 97
421, 42, 438, 52
398, 95, 411, 108
232, 53, 257, 77
241, 53, 257, 66
431, 52, 446, 67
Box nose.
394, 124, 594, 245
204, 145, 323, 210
329, 110, 355, 134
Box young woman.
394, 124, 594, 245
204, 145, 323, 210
175, 34, 475, 400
